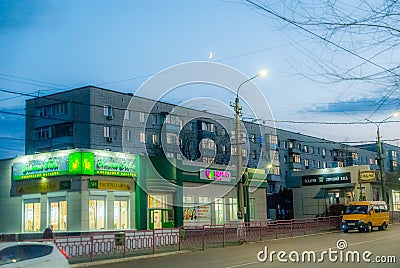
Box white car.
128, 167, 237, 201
0, 241, 70, 267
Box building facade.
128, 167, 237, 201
1, 85, 399, 235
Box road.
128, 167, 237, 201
75, 224, 400, 268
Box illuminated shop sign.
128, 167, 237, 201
359, 170, 376, 183
13, 154, 70, 180
302, 172, 351, 186
200, 169, 231, 182
16, 180, 71, 195
88, 180, 132, 191
12, 151, 137, 180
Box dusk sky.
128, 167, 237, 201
1, 0, 399, 159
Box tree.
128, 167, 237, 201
246, 0, 400, 115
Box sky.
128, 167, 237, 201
1, 0, 399, 159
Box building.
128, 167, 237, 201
0, 85, 399, 235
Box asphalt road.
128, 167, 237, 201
74, 224, 400, 268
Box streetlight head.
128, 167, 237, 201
259, 70, 267, 77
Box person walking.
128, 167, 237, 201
42, 225, 54, 239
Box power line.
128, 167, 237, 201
245, 0, 400, 118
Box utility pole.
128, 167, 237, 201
377, 125, 386, 202
234, 71, 266, 223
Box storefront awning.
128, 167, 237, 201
313, 183, 356, 199
320, 183, 355, 190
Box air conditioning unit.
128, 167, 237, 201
107, 115, 113, 120
106, 137, 113, 142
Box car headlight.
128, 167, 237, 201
342, 219, 345, 223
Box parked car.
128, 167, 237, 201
0, 241, 70, 267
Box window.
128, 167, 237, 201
36, 102, 68, 117
270, 150, 279, 161
352, 152, 359, 160
148, 195, 167, 208
104, 105, 113, 116
24, 200, 41, 232
140, 132, 145, 143
304, 159, 309, 167
152, 134, 159, 144
249, 198, 256, 220
214, 198, 225, 224
89, 198, 105, 230
229, 198, 238, 221
269, 135, 278, 144
139, 112, 145, 123
291, 153, 300, 163
288, 141, 294, 148
104, 126, 110, 138
251, 134, 256, 143
114, 199, 128, 229
152, 114, 158, 125
202, 122, 214, 132
310, 146, 314, 154
391, 150, 397, 158
166, 133, 175, 144
125, 129, 132, 141
321, 148, 326, 156
323, 162, 327, 168
166, 115, 182, 126
51, 123, 73, 138
49, 198, 67, 231
251, 150, 257, 159
303, 145, 308, 153
33, 127, 50, 140
242, 149, 247, 157
124, 110, 132, 120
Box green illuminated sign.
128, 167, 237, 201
13, 151, 137, 180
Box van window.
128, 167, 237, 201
373, 205, 380, 213
345, 205, 368, 214
379, 205, 387, 212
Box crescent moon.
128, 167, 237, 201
209, 51, 213, 59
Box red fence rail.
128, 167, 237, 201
23, 216, 345, 262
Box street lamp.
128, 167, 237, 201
366, 112, 399, 202
234, 70, 266, 223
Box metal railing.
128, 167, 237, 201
20, 212, 400, 263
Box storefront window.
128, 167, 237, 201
229, 198, 238, 221
249, 198, 256, 220
89, 198, 105, 230
148, 195, 167, 208
214, 198, 225, 224
393, 190, 400, 211
114, 200, 128, 229
49, 199, 67, 231
24, 200, 41, 232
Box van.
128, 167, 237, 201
341, 201, 390, 233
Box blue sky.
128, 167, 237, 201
0, 0, 399, 158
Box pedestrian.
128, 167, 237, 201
43, 225, 54, 239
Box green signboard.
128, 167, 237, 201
12, 150, 137, 180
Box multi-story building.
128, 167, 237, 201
0, 85, 399, 235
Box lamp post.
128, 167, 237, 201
234, 70, 266, 223
366, 112, 398, 202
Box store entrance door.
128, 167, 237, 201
153, 210, 162, 229
148, 208, 175, 230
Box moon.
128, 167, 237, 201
209, 51, 213, 59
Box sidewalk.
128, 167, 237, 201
71, 250, 191, 267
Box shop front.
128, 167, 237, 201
0, 149, 138, 234
289, 165, 380, 218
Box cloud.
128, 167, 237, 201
305, 96, 400, 115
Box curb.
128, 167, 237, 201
70, 250, 191, 267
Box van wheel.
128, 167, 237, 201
379, 222, 387, 231
343, 230, 348, 233
366, 223, 372, 232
